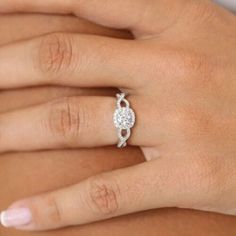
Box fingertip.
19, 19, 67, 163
0, 207, 32, 229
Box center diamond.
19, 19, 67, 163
113, 107, 135, 129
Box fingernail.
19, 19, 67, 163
0, 208, 32, 228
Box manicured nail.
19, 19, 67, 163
0, 208, 32, 228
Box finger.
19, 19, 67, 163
0, 14, 131, 46
0, 33, 138, 89
0, 86, 116, 113
0, 0, 186, 37
0, 96, 147, 152
0, 160, 185, 231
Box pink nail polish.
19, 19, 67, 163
0, 208, 32, 228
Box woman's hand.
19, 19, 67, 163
0, 0, 236, 231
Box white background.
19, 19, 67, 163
215, 0, 236, 12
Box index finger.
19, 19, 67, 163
0, 0, 186, 37
0, 161, 173, 230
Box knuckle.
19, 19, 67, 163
46, 97, 83, 146
178, 156, 231, 210
190, 156, 225, 200
84, 175, 121, 217
162, 49, 219, 93
38, 33, 75, 78
190, 156, 236, 213
31, 194, 64, 227
191, 1, 219, 24
173, 106, 213, 141
44, 194, 63, 225
177, 51, 214, 85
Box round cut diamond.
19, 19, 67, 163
113, 107, 135, 129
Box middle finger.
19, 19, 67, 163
0, 33, 137, 89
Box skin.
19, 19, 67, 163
0, 0, 235, 232
0, 13, 235, 236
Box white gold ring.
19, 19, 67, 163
113, 93, 136, 148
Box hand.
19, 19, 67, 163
0, 0, 236, 231
0, 12, 146, 236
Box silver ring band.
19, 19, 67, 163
113, 93, 136, 148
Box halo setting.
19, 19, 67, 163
113, 107, 135, 130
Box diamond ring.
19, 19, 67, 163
113, 93, 136, 148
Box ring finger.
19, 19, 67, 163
0, 95, 150, 152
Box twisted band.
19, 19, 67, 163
113, 93, 136, 148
